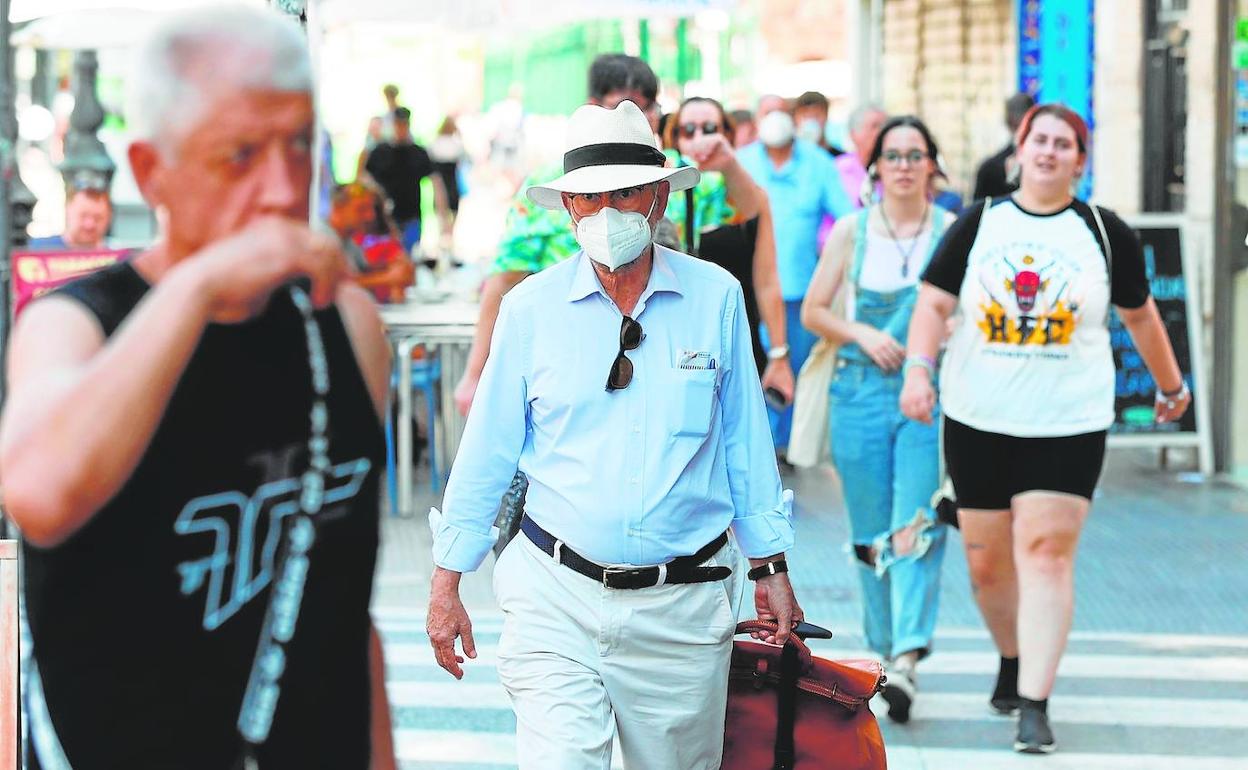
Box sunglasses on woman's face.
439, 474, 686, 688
606, 316, 644, 391
680, 121, 720, 138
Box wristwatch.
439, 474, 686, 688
747, 559, 789, 581
767, 345, 790, 361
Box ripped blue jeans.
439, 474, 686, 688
829, 359, 946, 660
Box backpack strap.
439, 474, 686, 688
1089, 202, 1113, 275
1087, 202, 1114, 326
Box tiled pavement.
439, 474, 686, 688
373, 449, 1248, 769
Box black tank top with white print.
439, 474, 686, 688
23, 260, 383, 769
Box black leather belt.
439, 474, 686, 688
520, 515, 731, 589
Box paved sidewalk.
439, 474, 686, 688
372, 449, 1248, 769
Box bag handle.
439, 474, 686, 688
734, 620, 813, 669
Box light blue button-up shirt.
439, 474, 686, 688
738, 139, 853, 301
433, 244, 795, 572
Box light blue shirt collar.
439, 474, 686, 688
565, 245, 685, 305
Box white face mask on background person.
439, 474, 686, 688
575, 197, 658, 272
796, 118, 824, 145
758, 111, 795, 148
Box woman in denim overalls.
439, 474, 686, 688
801, 116, 955, 723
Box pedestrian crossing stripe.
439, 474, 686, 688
373, 616, 1248, 769
378, 641, 1248, 682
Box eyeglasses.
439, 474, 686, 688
679, 121, 720, 138
566, 184, 655, 218
606, 315, 644, 391
880, 150, 928, 166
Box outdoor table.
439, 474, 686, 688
379, 299, 478, 517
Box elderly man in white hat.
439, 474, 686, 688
426, 100, 801, 768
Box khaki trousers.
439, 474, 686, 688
493, 532, 745, 770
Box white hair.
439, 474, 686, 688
848, 103, 886, 133
126, 4, 312, 154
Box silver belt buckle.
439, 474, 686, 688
601, 566, 629, 588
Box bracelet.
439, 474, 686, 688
903, 355, 936, 377
747, 559, 789, 581
1155, 381, 1190, 409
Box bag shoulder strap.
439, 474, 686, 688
849, 208, 871, 286
772, 643, 801, 770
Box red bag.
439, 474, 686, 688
722, 620, 887, 770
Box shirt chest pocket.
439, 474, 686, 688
669, 368, 719, 437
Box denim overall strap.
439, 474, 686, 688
919, 205, 947, 276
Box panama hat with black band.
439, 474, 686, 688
527, 100, 700, 210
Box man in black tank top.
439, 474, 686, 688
0, 7, 396, 768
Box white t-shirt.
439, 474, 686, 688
922, 197, 1151, 437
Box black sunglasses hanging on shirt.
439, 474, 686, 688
607, 315, 644, 391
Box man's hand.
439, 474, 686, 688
427, 567, 477, 679
760, 358, 795, 405
184, 216, 349, 324
684, 133, 737, 174
750, 563, 803, 647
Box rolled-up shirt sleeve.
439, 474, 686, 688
432, 295, 530, 572
719, 286, 796, 558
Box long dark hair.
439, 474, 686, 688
865, 115, 944, 180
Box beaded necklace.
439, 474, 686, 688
236, 284, 330, 768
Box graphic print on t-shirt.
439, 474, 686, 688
174, 443, 373, 631
972, 240, 1091, 356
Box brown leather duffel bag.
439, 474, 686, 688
722, 620, 887, 770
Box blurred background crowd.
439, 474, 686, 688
4, 0, 1247, 480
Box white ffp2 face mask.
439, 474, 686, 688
758, 111, 795, 148
575, 198, 657, 272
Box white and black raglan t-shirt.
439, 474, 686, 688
922, 197, 1151, 437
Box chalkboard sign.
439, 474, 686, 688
1109, 216, 1212, 473
1109, 225, 1197, 434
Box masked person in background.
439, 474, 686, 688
793, 91, 846, 158
426, 100, 801, 770
739, 94, 853, 462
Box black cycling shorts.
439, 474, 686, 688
943, 416, 1107, 511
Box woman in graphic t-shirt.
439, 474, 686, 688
900, 104, 1191, 755
801, 116, 956, 725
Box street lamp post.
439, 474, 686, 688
0, 0, 38, 540
0, 0, 37, 410
59, 50, 116, 192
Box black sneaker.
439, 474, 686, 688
1015, 701, 1056, 754
991, 693, 1021, 716
881, 663, 916, 724
990, 656, 1020, 716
